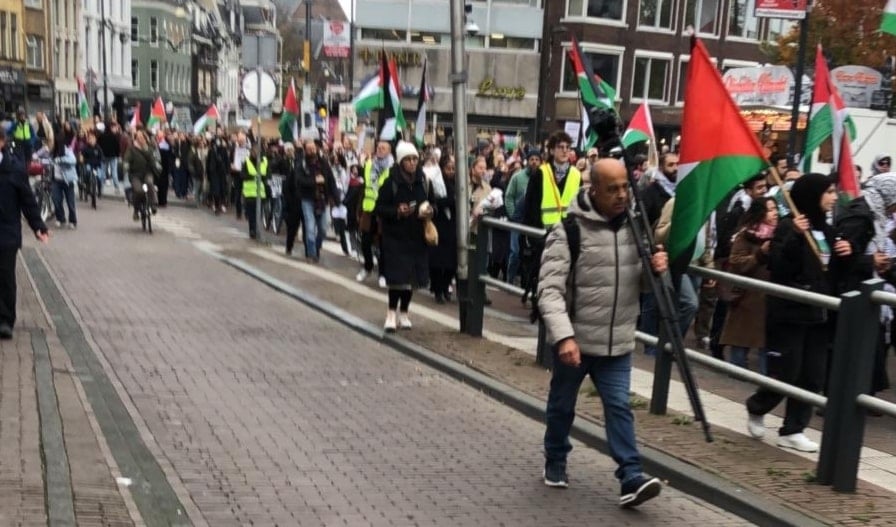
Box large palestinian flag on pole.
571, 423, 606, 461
414, 59, 429, 148
378, 53, 407, 141
193, 104, 219, 136
567, 36, 616, 148
667, 38, 768, 261
146, 97, 167, 131
278, 78, 300, 142
802, 44, 856, 174
621, 101, 656, 148
881, 0, 896, 35
77, 77, 91, 120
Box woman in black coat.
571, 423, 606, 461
429, 154, 458, 303
205, 133, 230, 214
745, 173, 851, 452
374, 141, 434, 331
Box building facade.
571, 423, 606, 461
539, 0, 794, 144
214, 0, 243, 127
23, 0, 52, 115
132, 0, 194, 128
50, 0, 80, 119
80, 0, 133, 122
353, 0, 544, 144
0, 0, 24, 118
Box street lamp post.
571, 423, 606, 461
449, 0, 471, 332
787, 2, 812, 167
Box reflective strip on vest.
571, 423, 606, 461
243, 157, 268, 198
540, 164, 582, 227
362, 160, 389, 212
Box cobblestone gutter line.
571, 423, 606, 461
211, 248, 824, 527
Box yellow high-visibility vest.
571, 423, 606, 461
13, 122, 31, 141
243, 157, 268, 198
539, 164, 582, 227
362, 160, 390, 212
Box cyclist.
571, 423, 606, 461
122, 129, 160, 221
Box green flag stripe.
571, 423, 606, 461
668, 155, 767, 260
621, 129, 649, 148
802, 105, 833, 171
882, 12, 896, 36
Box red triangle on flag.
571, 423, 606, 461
283, 80, 300, 115
679, 39, 766, 165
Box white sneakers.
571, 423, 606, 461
378, 276, 387, 288
355, 269, 369, 282
384, 310, 397, 332
398, 312, 412, 329
777, 433, 819, 453
747, 414, 766, 439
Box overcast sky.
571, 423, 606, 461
338, 0, 353, 20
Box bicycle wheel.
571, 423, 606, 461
40, 189, 54, 222
146, 206, 152, 234
90, 173, 97, 209
272, 198, 283, 235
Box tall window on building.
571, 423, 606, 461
26, 36, 43, 69
131, 59, 138, 88
639, 0, 675, 30
561, 48, 621, 95
8, 13, 15, 60
685, 0, 722, 36
150, 17, 158, 45
676, 59, 689, 103
632, 55, 671, 102
131, 17, 138, 42
0, 14, 7, 59
728, 0, 760, 39
567, 0, 625, 21
150, 60, 158, 91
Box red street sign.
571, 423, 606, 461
755, 0, 808, 19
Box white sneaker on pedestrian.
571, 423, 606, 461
398, 312, 412, 329
384, 310, 397, 332
777, 433, 818, 453
378, 276, 387, 288
54, 221, 62, 228
747, 413, 766, 439
355, 269, 369, 282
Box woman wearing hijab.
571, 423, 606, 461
429, 154, 457, 304
745, 174, 851, 453
870, 154, 892, 178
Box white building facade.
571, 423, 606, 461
79, 0, 133, 121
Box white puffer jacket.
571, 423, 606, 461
537, 190, 644, 357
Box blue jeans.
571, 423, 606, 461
300, 199, 328, 259
640, 274, 700, 355
730, 346, 769, 375
507, 231, 520, 284
544, 352, 642, 485
102, 157, 120, 190
51, 180, 77, 225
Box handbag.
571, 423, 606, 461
424, 218, 438, 246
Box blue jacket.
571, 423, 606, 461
0, 149, 47, 249
53, 147, 78, 184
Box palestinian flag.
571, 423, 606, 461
278, 78, 300, 142
579, 104, 597, 150
836, 127, 861, 198
414, 60, 429, 148
352, 72, 381, 114
802, 44, 856, 173
193, 104, 220, 136
77, 77, 91, 120
882, 0, 896, 35
667, 38, 768, 261
128, 102, 141, 130
567, 36, 616, 148
621, 101, 656, 148
146, 97, 167, 131
378, 54, 407, 141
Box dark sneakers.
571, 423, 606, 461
0, 322, 12, 340
543, 461, 568, 488
620, 476, 662, 508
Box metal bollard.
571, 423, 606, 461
464, 224, 490, 337
649, 325, 673, 415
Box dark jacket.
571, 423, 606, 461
205, 142, 230, 198
831, 196, 876, 294
98, 129, 121, 158
296, 154, 338, 203
80, 143, 104, 170
0, 151, 47, 250
375, 165, 434, 286
640, 181, 673, 227
429, 179, 457, 271
123, 144, 160, 183
281, 151, 302, 212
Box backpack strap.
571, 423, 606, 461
562, 216, 581, 321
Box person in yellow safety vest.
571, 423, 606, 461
241, 148, 268, 239
521, 130, 582, 230
7, 109, 36, 161
356, 141, 394, 285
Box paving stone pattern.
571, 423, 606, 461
33, 202, 752, 525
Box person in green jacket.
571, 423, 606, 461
504, 147, 541, 285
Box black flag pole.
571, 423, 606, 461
589, 107, 713, 443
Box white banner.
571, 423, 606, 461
323, 20, 351, 59
339, 103, 357, 135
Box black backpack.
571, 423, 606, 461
529, 216, 581, 323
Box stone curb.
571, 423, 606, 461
212, 250, 826, 527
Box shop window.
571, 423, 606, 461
26, 35, 43, 70
488, 35, 536, 50
567, 0, 625, 21
561, 48, 620, 95
632, 55, 671, 102
685, 0, 721, 36
727, 0, 760, 40
639, 0, 675, 30
360, 28, 407, 42
410, 32, 445, 45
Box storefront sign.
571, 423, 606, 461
323, 20, 351, 58
476, 78, 525, 101
723, 66, 794, 106
831, 65, 883, 109
358, 48, 423, 68
0, 67, 23, 86
755, 0, 808, 19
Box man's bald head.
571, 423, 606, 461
588, 158, 630, 218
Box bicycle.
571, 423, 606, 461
137, 183, 153, 234
265, 174, 284, 235
79, 165, 99, 209
32, 160, 54, 223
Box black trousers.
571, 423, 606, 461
430, 267, 454, 297
245, 197, 258, 238
0, 248, 18, 328
746, 321, 829, 436
285, 205, 302, 254
157, 168, 169, 206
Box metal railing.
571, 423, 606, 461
465, 215, 895, 493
